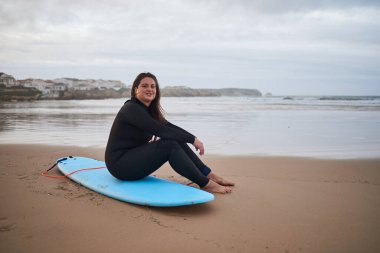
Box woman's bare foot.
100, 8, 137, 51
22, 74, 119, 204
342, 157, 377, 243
207, 172, 235, 186
202, 180, 232, 194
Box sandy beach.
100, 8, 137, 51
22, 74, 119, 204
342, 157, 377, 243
0, 144, 379, 253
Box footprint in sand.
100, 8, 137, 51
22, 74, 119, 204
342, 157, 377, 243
0, 218, 16, 232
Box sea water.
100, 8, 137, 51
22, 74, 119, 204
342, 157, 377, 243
1, 96, 380, 158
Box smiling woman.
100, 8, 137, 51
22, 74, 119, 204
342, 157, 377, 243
130, 73, 166, 124
134, 77, 157, 106
104, 72, 234, 194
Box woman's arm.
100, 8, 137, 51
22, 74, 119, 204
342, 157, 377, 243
166, 121, 204, 155
122, 102, 195, 144
165, 121, 192, 136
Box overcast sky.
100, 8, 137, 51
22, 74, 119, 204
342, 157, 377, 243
1, 0, 380, 95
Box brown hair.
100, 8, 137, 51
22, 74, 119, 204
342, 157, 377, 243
131, 72, 166, 123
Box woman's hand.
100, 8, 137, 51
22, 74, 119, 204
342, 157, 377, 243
193, 137, 205, 156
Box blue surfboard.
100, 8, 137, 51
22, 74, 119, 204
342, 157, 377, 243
56, 156, 214, 207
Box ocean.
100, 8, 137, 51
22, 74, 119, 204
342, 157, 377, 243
1, 96, 380, 158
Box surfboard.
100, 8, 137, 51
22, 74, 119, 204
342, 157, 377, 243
56, 156, 214, 207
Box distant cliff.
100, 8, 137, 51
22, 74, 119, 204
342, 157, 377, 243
0, 85, 41, 101
161, 86, 262, 97
59, 86, 262, 99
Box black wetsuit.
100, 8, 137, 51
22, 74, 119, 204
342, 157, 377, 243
105, 98, 211, 187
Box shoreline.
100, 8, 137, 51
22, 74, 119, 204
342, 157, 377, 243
2, 143, 380, 160
1, 144, 380, 253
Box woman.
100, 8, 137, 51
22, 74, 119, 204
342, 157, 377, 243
105, 72, 234, 194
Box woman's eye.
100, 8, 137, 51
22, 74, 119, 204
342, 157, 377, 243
140, 83, 155, 89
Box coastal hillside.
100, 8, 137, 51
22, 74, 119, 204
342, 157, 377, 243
161, 86, 262, 97
0, 73, 262, 100
58, 86, 262, 99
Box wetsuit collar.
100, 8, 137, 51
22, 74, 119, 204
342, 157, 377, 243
130, 97, 150, 109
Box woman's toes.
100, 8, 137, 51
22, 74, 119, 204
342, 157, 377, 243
202, 180, 232, 194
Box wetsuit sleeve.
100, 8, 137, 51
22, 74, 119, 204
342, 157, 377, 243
121, 103, 196, 144
165, 121, 193, 137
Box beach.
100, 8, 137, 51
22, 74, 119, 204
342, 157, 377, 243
1, 144, 379, 253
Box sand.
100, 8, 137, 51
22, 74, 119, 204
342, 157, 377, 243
0, 144, 379, 253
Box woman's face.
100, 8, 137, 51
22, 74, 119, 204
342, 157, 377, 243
135, 77, 157, 106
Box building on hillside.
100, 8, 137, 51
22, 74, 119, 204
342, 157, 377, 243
73, 83, 93, 91
51, 78, 126, 91
53, 78, 78, 89
52, 83, 66, 91
18, 79, 67, 98
0, 73, 17, 87
96, 80, 125, 90
21, 79, 48, 92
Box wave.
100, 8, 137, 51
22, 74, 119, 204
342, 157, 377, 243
318, 96, 380, 101
280, 96, 380, 102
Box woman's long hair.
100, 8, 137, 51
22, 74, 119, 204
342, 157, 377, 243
131, 72, 166, 123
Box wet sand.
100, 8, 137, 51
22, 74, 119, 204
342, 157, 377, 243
0, 144, 379, 253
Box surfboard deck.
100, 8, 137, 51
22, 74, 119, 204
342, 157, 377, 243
56, 156, 214, 207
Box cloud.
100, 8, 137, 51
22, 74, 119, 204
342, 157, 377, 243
214, 0, 380, 13
1, 0, 380, 94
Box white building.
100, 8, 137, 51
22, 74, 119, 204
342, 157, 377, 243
52, 83, 66, 91
95, 79, 125, 90
18, 79, 66, 98
0, 73, 17, 87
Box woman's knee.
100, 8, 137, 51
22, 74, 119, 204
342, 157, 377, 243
157, 139, 181, 151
